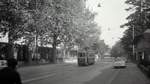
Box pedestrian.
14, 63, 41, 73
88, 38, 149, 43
0, 58, 22, 84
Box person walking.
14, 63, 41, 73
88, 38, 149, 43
0, 58, 22, 84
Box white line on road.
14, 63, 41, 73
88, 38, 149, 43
22, 73, 56, 84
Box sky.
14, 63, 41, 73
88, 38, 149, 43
86, 0, 129, 47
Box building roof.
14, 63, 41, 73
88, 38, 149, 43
133, 34, 143, 45
133, 29, 150, 45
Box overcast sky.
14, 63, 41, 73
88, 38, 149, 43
86, 0, 129, 47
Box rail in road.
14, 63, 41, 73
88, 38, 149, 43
19, 63, 77, 82
19, 62, 113, 84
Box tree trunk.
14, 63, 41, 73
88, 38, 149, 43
63, 43, 67, 58
27, 43, 32, 64
52, 35, 57, 63
8, 32, 14, 59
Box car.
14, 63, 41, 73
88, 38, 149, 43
0, 60, 7, 69
113, 58, 126, 68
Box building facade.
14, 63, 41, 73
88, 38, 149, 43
134, 29, 150, 65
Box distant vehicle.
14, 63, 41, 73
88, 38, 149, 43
77, 51, 95, 66
0, 60, 7, 69
113, 57, 126, 68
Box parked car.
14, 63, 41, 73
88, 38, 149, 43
113, 57, 126, 68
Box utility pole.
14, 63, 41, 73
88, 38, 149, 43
132, 0, 143, 61
133, 0, 143, 61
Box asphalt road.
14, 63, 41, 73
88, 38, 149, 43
18, 62, 150, 84
86, 63, 150, 84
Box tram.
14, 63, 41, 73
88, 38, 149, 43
77, 51, 95, 66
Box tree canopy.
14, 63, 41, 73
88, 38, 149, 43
0, 0, 106, 62
121, 0, 150, 54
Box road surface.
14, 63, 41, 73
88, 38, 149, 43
86, 63, 150, 84
18, 62, 150, 84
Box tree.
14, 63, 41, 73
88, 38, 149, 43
0, 0, 101, 63
22, 0, 94, 63
41, 0, 80, 62
73, 9, 100, 49
0, 0, 33, 58
42, 0, 101, 62
90, 39, 110, 59
121, 0, 150, 55
0, 0, 27, 43
110, 41, 126, 58
16, 0, 53, 62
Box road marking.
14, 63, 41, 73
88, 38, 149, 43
107, 69, 120, 84
22, 73, 56, 83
